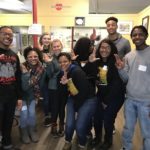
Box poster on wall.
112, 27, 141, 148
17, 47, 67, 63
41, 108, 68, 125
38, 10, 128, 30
117, 21, 133, 34
142, 16, 149, 31
28, 24, 42, 35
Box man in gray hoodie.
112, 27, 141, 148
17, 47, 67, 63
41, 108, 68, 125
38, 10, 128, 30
106, 16, 131, 59
115, 25, 150, 150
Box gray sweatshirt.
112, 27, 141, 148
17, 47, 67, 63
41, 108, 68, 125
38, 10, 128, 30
112, 33, 131, 58
119, 46, 150, 101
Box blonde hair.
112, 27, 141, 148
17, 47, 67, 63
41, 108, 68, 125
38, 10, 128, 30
51, 39, 63, 49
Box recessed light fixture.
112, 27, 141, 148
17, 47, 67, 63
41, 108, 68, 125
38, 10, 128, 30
0, 0, 24, 10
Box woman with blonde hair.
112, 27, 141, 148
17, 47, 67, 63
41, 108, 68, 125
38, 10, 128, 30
43, 39, 68, 138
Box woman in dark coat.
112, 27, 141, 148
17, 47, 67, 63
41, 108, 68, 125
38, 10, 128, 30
59, 52, 97, 150
92, 39, 125, 150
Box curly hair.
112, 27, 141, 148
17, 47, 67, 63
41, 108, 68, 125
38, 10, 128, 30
23, 46, 43, 62
58, 52, 71, 61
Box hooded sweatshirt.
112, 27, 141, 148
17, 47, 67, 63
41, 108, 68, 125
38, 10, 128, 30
119, 46, 150, 101
108, 33, 131, 58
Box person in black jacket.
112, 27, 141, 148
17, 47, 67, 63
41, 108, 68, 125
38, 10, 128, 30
58, 52, 97, 150
92, 39, 125, 150
0, 26, 22, 150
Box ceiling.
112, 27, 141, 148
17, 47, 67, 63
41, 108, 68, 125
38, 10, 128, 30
0, 0, 150, 14
89, 0, 150, 14
0, 0, 32, 14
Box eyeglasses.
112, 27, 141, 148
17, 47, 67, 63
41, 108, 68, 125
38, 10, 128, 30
27, 56, 38, 59
0, 32, 13, 38
101, 46, 111, 50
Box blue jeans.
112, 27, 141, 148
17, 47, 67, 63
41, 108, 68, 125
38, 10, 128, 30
20, 100, 36, 128
122, 98, 150, 150
65, 97, 97, 146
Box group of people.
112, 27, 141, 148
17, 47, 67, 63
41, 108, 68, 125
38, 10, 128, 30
0, 15, 149, 150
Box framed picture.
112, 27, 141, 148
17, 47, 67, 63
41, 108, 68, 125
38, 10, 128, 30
142, 16, 149, 30
117, 21, 133, 34
75, 17, 85, 26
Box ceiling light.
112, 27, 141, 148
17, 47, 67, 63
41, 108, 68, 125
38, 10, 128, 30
0, 0, 24, 11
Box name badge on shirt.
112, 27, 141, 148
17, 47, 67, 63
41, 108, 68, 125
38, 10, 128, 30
138, 65, 147, 72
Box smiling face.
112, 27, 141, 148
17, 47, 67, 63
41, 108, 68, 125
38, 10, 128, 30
131, 28, 147, 49
27, 51, 39, 66
58, 55, 71, 72
106, 20, 118, 35
41, 34, 51, 47
0, 27, 13, 49
99, 42, 111, 61
52, 40, 63, 56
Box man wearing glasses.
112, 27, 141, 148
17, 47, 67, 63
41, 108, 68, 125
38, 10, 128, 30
0, 26, 22, 150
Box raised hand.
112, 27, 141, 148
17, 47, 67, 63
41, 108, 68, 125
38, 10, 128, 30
89, 47, 100, 62
60, 71, 69, 85
114, 54, 125, 69
38, 44, 44, 51
90, 28, 96, 41
70, 49, 78, 60
20, 64, 29, 73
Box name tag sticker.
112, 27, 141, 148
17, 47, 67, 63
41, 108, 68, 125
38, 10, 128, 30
138, 65, 147, 72
22, 105, 27, 111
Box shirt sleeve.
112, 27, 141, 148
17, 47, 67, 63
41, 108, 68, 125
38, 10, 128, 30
118, 56, 129, 83
15, 55, 23, 99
